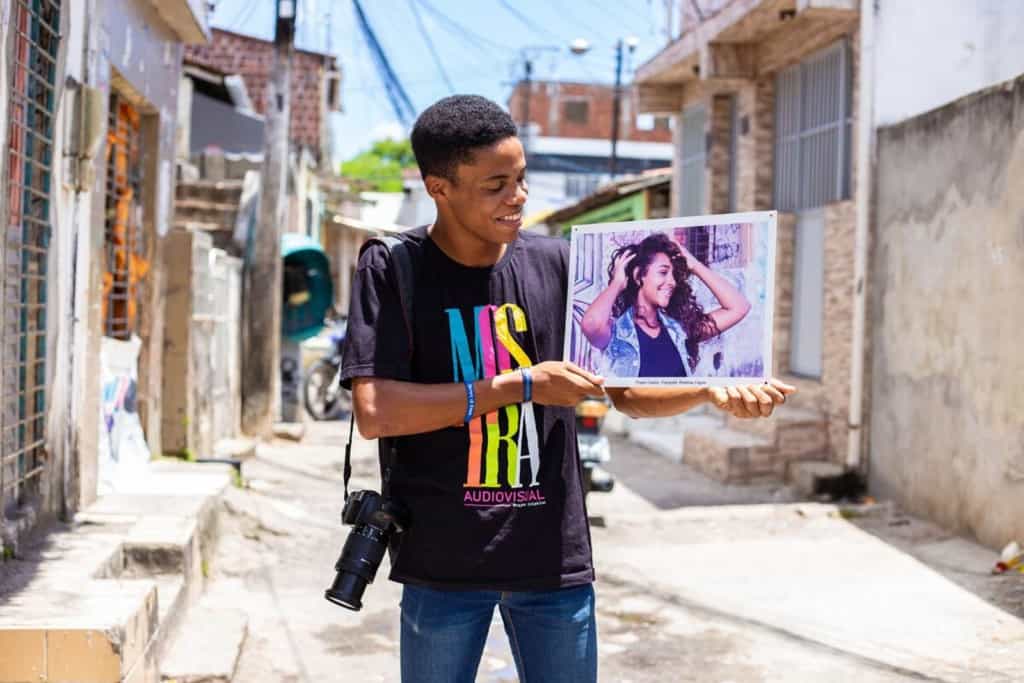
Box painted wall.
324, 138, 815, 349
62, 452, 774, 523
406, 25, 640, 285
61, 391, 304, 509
873, 0, 1024, 126
869, 76, 1024, 549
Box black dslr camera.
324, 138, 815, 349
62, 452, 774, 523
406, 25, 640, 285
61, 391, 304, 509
324, 490, 409, 611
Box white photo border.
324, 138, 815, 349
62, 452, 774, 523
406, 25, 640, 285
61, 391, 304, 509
562, 211, 777, 388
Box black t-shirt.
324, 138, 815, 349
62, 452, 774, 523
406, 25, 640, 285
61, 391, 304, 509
637, 326, 687, 378
340, 226, 594, 591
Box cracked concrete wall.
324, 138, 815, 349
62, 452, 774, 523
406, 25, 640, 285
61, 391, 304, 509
869, 75, 1024, 549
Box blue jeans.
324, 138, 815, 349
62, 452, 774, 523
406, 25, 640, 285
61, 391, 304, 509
400, 583, 598, 683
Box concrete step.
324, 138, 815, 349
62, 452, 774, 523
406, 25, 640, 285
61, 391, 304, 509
174, 199, 238, 228
175, 180, 244, 205
0, 579, 159, 683
159, 607, 248, 683
154, 577, 189, 664
787, 461, 857, 499
681, 416, 777, 483
723, 403, 823, 437
0, 462, 233, 683
724, 404, 830, 461
172, 220, 224, 233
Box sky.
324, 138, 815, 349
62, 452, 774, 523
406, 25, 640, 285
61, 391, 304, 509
208, 0, 677, 166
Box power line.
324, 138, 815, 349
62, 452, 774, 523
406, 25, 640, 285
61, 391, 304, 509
406, 0, 456, 94
231, 0, 262, 33
497, 0, 564, 44
415, 0, 516, 54
352, 0, 417, 126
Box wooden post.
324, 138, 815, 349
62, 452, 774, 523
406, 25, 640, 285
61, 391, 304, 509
241, 0, 295, 436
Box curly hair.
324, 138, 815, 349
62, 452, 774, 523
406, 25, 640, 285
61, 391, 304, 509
411, 95, 518, 183
607, 232, 718, 369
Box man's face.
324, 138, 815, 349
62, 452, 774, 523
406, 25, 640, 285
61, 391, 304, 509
432, 136, 528, 245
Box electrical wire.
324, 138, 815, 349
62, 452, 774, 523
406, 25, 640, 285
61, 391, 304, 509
497, 0, 565, 44
414, 0, 517, 54
406, 0, 456, 94
352, 0, 417, 126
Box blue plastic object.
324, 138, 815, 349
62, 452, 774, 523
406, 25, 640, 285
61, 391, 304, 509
281, 233, 333, 342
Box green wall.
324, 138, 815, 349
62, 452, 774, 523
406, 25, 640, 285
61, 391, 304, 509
557, 192, 647, 235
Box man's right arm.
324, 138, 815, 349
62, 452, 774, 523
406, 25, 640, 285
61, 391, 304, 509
353, 362, 606, 439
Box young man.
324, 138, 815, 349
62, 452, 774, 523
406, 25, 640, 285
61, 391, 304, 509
341, 95, 794, 683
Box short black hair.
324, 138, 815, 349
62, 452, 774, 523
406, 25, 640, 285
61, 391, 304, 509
411, 95, 518, 182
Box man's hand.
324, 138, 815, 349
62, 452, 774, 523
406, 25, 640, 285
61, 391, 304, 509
708, 379, 796, 418
531, 361, 606, 407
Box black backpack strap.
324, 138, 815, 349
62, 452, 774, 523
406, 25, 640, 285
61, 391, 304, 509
344, 232, 419, 500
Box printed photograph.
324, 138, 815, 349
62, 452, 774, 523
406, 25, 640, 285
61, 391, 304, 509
564, 212, 777, 387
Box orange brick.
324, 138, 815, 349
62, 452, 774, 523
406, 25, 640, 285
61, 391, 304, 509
46, 630, 121, 683
0, 629, 46, 682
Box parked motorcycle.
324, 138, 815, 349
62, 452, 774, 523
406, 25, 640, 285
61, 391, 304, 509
304, 321, 352, 421
575, 397, 615, 498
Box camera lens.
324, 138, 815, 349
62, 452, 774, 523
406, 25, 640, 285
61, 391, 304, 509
324, 525, 389, 611
325, 573, 367, 611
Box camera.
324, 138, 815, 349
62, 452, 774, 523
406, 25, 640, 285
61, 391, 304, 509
324, 490, 409, 611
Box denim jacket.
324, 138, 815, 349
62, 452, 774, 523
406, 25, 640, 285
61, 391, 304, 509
598, 307, 714, 378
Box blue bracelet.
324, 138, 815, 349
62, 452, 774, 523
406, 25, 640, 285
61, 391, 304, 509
463, 381, 476, 424
521, 367, 533, 403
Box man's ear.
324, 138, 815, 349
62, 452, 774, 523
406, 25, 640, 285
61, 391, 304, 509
424, 174, 450, 201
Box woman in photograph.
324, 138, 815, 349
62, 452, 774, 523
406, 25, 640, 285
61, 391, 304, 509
580, 232, 751, 378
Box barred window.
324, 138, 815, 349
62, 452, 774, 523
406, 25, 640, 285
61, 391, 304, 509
2, 0, 62, 513
774, 41, 853, 211
104, 94, 147, 340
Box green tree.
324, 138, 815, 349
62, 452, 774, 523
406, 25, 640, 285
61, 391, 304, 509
340, 138, 416, 192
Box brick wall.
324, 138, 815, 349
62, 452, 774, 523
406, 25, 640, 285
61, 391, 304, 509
709, 93, 732, 213
185, 28, 332, 157
508, 81, 673, 143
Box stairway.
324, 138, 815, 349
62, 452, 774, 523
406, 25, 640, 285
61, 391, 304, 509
173, 180, 244, 252
0, 462, 247, 683
621, 400, 834, 486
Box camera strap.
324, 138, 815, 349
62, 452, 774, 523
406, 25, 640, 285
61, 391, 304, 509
343, 410, 355, 500
343, 233, 419, 502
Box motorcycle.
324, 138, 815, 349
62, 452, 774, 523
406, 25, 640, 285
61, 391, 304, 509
575, 397, 615, 498
304, 321, 352, 421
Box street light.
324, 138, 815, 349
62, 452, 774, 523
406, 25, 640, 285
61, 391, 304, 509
570, 36, 639, 178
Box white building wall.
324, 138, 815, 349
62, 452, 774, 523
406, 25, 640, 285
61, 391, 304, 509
873, 0, 1024, 126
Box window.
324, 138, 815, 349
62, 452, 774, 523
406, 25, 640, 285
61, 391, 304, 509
565, 174, 602, 199
104, 94, 147, 340
2, 0, 62, 513
325, 69, 342, 112
654, 116, 671, 131
678, 105, 707, 216
774, 41, 852, 211
563, 100, 589, 125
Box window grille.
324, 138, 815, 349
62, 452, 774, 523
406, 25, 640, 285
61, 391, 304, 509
563, 100, 589, 125
774, 40, 852, 211
2, 0, 61, 514
104, 94, 146, 340
679, 105, 706, 216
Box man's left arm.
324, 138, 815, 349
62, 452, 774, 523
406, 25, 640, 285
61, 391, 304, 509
607, 379, 796, 419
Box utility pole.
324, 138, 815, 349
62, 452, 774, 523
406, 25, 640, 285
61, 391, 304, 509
520, 57, 533, 156
242, 0, 295, 436
609, 39, 624, 178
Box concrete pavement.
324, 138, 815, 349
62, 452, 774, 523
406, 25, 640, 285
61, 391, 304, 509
208, 420, 1024, 682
